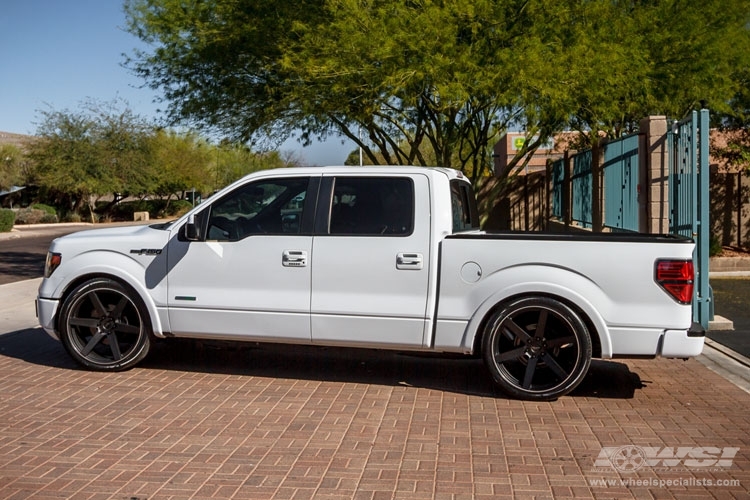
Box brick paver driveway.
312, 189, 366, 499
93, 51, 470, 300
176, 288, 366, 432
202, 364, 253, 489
1, 329, 748, 499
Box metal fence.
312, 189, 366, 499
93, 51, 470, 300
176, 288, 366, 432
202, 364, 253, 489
669, 109, 711, 329
602, 134, 640, 232
547, 112, 711, 328
571, 151, 593, 228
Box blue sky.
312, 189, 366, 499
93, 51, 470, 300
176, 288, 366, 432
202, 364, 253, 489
0, 1, 353, 165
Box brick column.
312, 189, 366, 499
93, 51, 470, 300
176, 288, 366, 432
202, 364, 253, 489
639, 116, 670, 234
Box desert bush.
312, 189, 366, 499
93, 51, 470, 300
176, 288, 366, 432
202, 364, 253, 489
31, 203, 57, 216
14, 208, 58, 225
0, 209, 15, 232
162, 199, 193, 218
61, 212, 82, 223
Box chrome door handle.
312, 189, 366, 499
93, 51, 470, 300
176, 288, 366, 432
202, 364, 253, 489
282, 250, 308, 267
396, 252, 423, 270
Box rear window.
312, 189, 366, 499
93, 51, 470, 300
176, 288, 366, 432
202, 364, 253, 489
329, 177, 414, 236
451, 180, 480, 233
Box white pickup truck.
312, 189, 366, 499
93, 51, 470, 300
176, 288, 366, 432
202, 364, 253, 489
37, 166, 704, 400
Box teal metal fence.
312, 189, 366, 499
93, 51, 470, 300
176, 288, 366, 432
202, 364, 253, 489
571, 151, 593, 228
551, 158, 564, 219
669, 109, 711, 329
603, 134, 640, 232
546, 112, 710, 328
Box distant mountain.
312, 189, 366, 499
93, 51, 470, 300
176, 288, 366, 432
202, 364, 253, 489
0, 131, 35, 149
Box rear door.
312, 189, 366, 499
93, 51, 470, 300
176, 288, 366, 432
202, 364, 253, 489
310, 174, 432, 348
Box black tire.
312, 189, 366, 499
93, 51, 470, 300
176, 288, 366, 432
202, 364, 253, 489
482, 296, 592, 401
58, 278, 152, 371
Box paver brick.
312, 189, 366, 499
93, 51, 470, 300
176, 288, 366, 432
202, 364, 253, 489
1, 333, 750, 498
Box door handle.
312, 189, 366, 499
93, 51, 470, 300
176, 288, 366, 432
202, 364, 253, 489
396, 252, 423, 270
282, 250, 308, 267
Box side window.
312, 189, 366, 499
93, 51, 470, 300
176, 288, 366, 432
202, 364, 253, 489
207, 178, 309, 241
451, 180, 480, 233
329, 177, 414, 236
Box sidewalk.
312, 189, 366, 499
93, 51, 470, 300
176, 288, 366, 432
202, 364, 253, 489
1, 279, 750, 499
0, 278, 40, 333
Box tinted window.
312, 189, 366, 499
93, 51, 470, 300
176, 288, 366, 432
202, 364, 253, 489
207, 178, 309, 241
329, 177, 414, 236
451, 180, 480, 233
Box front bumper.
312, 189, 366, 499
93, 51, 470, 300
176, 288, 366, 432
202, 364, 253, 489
36, 297, 60, 340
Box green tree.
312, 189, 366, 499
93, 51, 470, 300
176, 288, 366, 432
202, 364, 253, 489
29, 100, 157, 221
125, 0, 750, 184
0, 144, 26, 192
566, 0, 750, 147
212, 142, 298, 191
712, 68, 750, 173
151, 130, 213, 203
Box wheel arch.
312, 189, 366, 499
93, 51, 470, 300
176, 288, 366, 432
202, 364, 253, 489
471, 291, 603, 360
461, 268, 613, 359
55, 269, 165, 337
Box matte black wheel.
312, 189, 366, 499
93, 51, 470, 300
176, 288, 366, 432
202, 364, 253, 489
482, 297, 592, 401
58, 278, 152, 371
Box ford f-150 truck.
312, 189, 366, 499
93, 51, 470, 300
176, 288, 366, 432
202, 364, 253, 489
37, 166, 704, 400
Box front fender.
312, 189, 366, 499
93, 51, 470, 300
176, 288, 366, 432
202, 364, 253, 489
40, 250, 168, 337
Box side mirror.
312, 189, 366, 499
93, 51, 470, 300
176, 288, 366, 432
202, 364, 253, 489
183, 214, 200, 241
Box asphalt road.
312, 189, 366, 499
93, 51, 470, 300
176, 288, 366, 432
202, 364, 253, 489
709, 277, 750, 358
0, 226, 87, 285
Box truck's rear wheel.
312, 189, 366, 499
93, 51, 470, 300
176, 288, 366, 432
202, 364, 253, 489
482, 297, 591, 401
58, 278, 152, 371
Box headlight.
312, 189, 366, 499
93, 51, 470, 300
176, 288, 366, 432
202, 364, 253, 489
44, 252, 62, 278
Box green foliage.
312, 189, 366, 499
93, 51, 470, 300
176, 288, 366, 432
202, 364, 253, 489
712, 68, 750, 173
124, 0, 750, 183
0, 209, 15, 232
151, 130, 213, 199
31, 203, 57, 216
710, 235, 724, 257
107, 198, 193, 221
26, 100, 298, 217
0, 144, 26, 192
13, 208, 58, 225
28, 99, 158, 221
61, 212, 82, 223
213, 145, 291, 190
165, 199, 193, 217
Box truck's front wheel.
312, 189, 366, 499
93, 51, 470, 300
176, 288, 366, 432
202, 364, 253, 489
482, 297, 591, 401
58, 278, 152, 371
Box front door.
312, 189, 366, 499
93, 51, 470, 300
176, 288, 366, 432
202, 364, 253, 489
167, 175, 317, 342
310, 174, 432, 348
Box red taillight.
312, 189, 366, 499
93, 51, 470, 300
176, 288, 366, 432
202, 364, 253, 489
655, 260, 694, 304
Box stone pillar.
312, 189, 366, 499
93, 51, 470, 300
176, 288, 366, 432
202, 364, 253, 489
639, 116, 670, 234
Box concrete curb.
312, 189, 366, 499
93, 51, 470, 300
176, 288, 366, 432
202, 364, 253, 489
710, 256, 750, 273
709, 314, 735, 331
0, 223, 93, 241
698, 339, 750, 395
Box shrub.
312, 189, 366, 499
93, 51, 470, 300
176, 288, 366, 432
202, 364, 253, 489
31, 203, 57, 216
41, 213, 59, 223
162, 200, 193, 218
0, 209, 15, 232
14, 208, 58, 225
710, 235, 723, 257
61, 212, 82, 223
